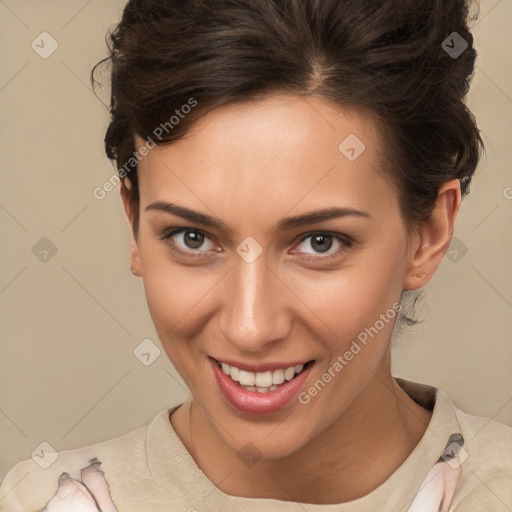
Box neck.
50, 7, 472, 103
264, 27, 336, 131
171, 354, 432, 504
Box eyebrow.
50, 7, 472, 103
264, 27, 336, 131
145, 201, 371, 232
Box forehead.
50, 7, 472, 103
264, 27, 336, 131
135, 94, 397, 225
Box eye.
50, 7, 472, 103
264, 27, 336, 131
292, 232, 352, 258
160, 228, 219, 256
159, 227, 353, 261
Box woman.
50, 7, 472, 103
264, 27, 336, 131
1, 0, 510, 510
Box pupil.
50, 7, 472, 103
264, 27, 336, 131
185, 231, 204, 249
311, 234, 332, 253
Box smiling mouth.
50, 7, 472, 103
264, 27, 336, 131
212, 358, 315, 393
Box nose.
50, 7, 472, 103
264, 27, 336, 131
218, 254, 292, 353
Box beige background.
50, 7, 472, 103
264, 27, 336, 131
0, 0, 511, 481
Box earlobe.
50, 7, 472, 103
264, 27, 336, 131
130, 240, 143, 277
403, 179, 461, 291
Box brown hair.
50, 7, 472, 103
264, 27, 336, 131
92, 0, 484, 325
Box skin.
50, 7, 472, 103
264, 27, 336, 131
120, 93, 460, 504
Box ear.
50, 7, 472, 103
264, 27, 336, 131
403, 179, 461, 291
119, 178, 142, 277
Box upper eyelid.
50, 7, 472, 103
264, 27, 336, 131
160, 227, 218, 244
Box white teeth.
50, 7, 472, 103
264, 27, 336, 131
254, 371, 273, 388
284, 367, 295, 381
272, 369, 285, 384
240, 384, 281, 393
218, 360, 308, 390
230, 366, 239, 381
238, 370, 255, 386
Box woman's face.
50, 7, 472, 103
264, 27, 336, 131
126, 94, 416, 458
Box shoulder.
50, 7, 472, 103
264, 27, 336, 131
451, 404, 512, 510
399, 379, 512, 510
455, 405, 512, 474
0, 418, 150, 512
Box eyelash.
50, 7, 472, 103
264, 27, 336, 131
159, 227, 353, 262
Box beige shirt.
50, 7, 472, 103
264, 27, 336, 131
1, 378, 511, 511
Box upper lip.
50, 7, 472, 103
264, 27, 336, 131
210, 356, 313, 373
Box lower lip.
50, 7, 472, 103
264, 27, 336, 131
209, 358, 314, 416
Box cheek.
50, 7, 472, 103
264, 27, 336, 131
141, 268, 216, 388
288, 250, 405, 336
137, 239, 217, 350
143, 268, 214, 337
291, 266, 403, 422
283, 244, 407, 385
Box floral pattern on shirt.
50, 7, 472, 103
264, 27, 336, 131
406, 433, 465, 512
